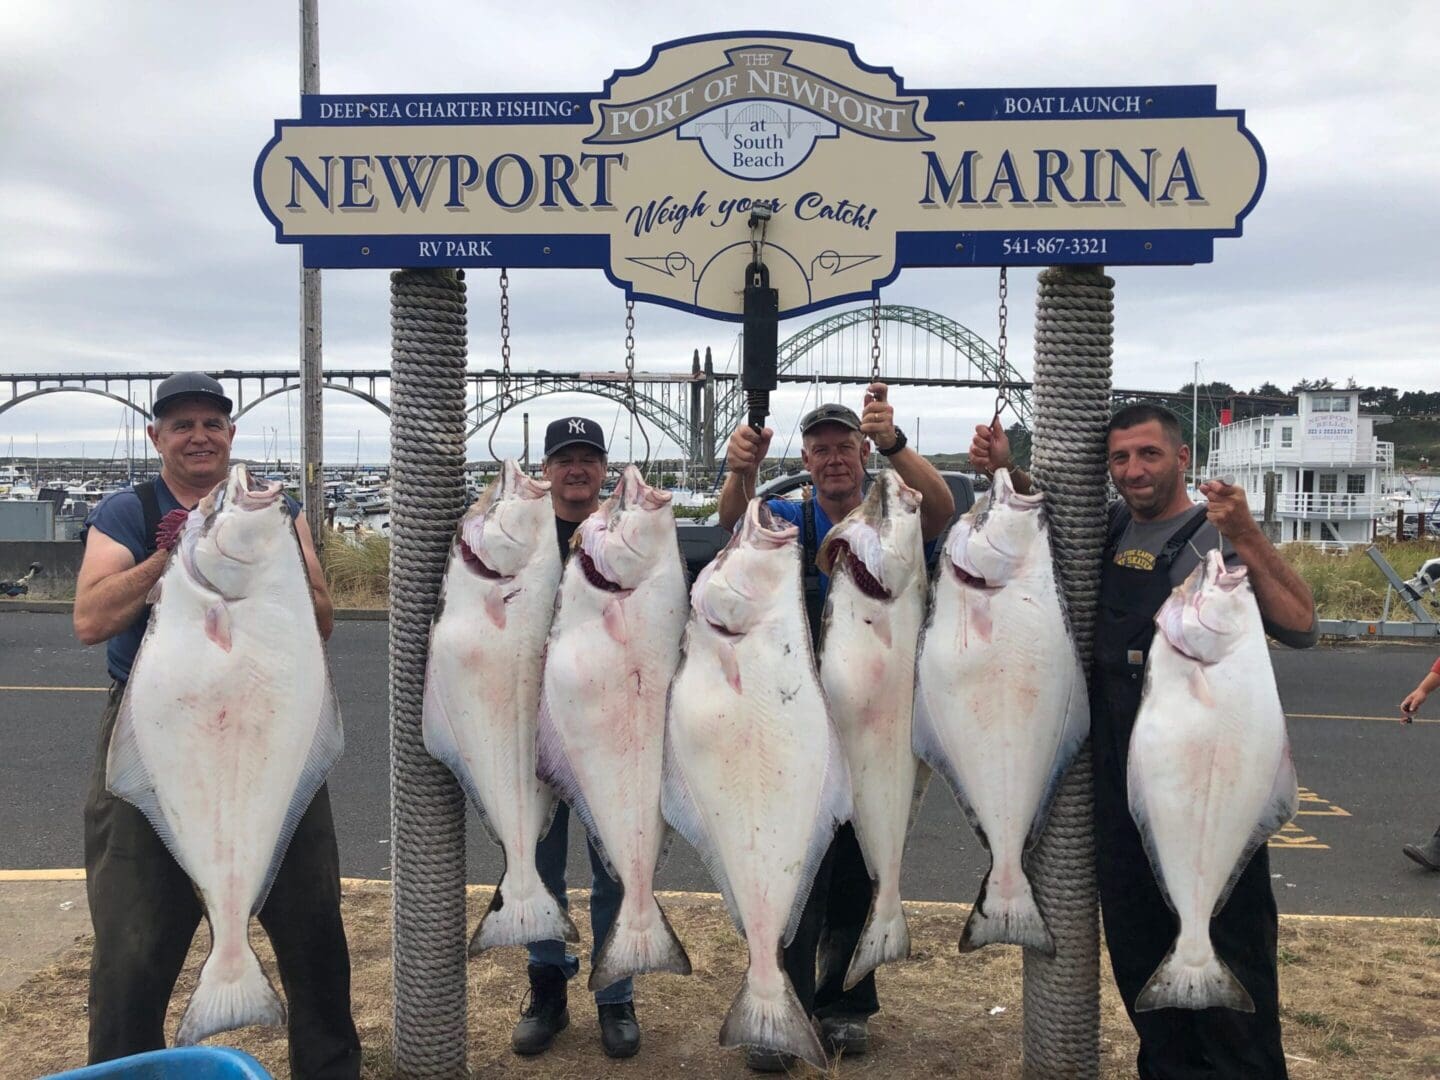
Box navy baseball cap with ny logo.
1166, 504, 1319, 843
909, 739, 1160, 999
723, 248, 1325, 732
544, 416, 607, 457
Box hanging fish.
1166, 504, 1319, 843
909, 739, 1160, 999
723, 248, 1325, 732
423, 459, 578, 952
914, 467, 1088, 954
1128, 549, 1297, 1012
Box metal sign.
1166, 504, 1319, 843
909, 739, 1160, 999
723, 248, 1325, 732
254, 31, 1266, 320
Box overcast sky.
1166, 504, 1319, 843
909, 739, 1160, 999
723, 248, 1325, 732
2, 1, 1436, 466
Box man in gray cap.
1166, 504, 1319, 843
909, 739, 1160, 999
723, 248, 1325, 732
719, 383, 954, 1070
511, 415, 641, 1060
73, 371, 360, 1078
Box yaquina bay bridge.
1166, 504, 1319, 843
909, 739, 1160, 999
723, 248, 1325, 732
0, 305, 1267, 464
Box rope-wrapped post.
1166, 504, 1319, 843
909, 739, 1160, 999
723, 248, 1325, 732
1021, 265, 1113, 1079
389, 268, 470, 1078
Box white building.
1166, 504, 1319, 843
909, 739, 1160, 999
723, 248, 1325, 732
1206, 389, 1394, 547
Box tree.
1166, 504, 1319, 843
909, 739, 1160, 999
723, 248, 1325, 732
1291, 377, 1334, 392
1178, 380, 1237, 399
1249, 381, 1285, 397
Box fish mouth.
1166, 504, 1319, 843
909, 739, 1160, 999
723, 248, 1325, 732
579, 549, 627, 593
830, 541, 891, 600
951, 563, 998, 591
459, 538, 505, 580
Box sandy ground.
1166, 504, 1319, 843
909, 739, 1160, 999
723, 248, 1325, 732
4, 882, 1440, 1079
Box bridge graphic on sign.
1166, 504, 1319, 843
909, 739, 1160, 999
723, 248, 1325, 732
678, 102, 838, 180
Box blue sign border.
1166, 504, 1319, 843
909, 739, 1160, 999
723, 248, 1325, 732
254, 30, 1266, 322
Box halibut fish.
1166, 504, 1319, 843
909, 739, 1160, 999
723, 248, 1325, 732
538, 464, 692, 987
1128, 549, 1297, 1012
108, 464, 343, 1045
423, 459, 577, 952
663, 499, 851, 1070
913, 468, 1088, 954
816, 469, 928, 987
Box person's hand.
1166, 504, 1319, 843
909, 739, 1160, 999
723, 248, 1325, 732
862, 382, 896, 451
970, 418, 1012, 476
1402, 688, 1427, 723
726, 424, 773, 477
154, 509, 190, 552
1199, 479, 1261, 542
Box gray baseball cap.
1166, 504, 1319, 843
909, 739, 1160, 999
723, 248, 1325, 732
800, 402, 862, 434
152, 371, 233, 418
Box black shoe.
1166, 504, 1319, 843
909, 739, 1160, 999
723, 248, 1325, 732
820, 1015, 869, 1056
512, 963, 569, 1056
598, 1001, 641, 1058
745, 1047, 797, 1072
1404, 835, 1440, 870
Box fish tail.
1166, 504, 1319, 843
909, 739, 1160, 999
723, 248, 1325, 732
719, 970, 827, 1071
1136, 940, 1255, 1013
471, 874, 579, 954
959, 871, 1053, 955
175, 942, 285, 1046
589, 895, 692, 990
843, 894, 910, 989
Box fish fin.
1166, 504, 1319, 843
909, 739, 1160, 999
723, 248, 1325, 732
1127, 752, 1178, 916
472, 867, 578, 953
1025, 657, 1091, 851
907, 760, 934, 835
782, 723, 853, 947
175, 938, 286, 1045
867, 609, 892, 648
912, 682, 985, 839
661, 735, 744, 933
535, 691, 616, 879
105, 687, 185, 868
145, 578, 163, 605
1135, 940, 1254, 1013
718, 640, 743, 694
844, 881, 909, 989
1214, 737, 1298, 916
483, 587, 507, 630
204, 602, 233, 652
718, 955, 827, 1070
959, 863, 1053, 954
602, 598, 628, 644
590, 895, 692, 988
253, 671, 344, 915
421, 666, 501, 844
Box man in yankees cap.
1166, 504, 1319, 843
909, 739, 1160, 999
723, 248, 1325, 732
510, 415, 642, 1059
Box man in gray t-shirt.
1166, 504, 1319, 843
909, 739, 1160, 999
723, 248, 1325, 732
1110, 501, 1319, 649
972, 403, 1316, 1080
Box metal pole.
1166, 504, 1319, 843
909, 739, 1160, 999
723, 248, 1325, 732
300, 0, 324, 547
522, 411, 530, 471
1191, 359, 1199, 488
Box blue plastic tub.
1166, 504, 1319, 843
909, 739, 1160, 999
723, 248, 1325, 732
43, 1047, 273, 1079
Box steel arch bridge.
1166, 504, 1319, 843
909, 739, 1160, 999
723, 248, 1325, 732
712, 304, 1030, 454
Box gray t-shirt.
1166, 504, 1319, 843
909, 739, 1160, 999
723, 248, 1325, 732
1111, 503, 1318, 649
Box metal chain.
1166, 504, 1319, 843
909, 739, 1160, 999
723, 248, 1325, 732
993, 266, 1009, 419
498, 268, 513, 409
870, 295, 882, 381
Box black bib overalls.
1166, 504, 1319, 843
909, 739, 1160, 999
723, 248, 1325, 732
1091, 508, 1288, 1079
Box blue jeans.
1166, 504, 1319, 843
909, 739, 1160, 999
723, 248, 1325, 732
528, 801, 632, 1005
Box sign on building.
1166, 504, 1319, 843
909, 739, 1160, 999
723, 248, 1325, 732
254, 31, 1266, 320
1306, 413, 1356, 441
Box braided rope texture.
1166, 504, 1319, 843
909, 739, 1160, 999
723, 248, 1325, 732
389, 270, 471, 1078
1021, 265, 1114, 1079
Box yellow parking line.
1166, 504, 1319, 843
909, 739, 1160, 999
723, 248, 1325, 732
0, 869, 87, 881
0, 685, 108, 693
1287, 711, 1429, 723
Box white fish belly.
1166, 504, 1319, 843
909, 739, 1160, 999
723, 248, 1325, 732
918, 573, 1076, 863
668, 632, 832, 951
1130, 636, 1290, 926
427, 575, 555, 859
126, 582, 326, 920
822, 582, 923, 894
542, 577, 685, 886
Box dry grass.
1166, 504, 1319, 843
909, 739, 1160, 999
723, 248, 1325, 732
6, 885, 1440, 1079
319, 533, 391, 609
1279, 539, 1440, 622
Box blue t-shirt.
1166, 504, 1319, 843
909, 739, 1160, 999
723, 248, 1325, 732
765, 497, 937, 606
84, 478, 301, 683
